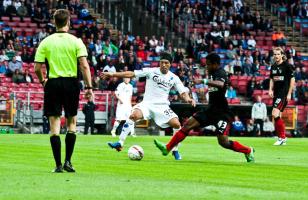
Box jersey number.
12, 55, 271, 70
164, 109, 174, 117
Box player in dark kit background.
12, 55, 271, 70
154, 53, 255, 162
269, 47, 295, 146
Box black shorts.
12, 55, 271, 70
273, 97, 288, 112
44, 77, 80, 117
192, 108, 233, 135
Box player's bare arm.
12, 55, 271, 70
180, 92, 196, 107
287, 77, 295, 101
269, 78, 274, 98
193, 78, 224, 88
101, 71, 135, 79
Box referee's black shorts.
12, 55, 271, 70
44, 77, 80, 117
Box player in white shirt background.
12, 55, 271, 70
101, 52, 196, 160
110, 77, 135, 137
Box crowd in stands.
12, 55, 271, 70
0, 0, 307, 134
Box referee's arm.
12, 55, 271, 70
34, 63, 47, 85
78, 56, 92, 89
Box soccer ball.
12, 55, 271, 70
128, 145, 144, 161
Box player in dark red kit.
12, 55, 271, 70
270, 47, 295, 146
154, 53, 255, 162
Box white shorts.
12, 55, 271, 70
116, 104, 132, 121
132, 102, 178, 128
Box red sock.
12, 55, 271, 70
231, 141, 251, 154
275, 118, 286, 139
166, 129, 187, 151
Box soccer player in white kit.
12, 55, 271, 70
101, 52, 196, 160
110, 77, 135, 137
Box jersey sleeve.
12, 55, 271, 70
134, 67, 152, 78
286, 64, 294, 79
76, 38, 88, 58
34, 40, 46, 63
214, 70, 228, 85
174, 75, 187, 94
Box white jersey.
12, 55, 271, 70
115, 82, 133, 106
134, 67, 187, 105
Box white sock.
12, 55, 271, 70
112, 121, 120, 132
130, 123, 135, 135
119, 119, 134, 146
172, 127, 180, 152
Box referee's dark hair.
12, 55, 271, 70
54, 9, 70, 29
206, 52, 221, 65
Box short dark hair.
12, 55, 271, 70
54, 9, 70, 29
160, 52, 173, 63
206, 52, 220, 65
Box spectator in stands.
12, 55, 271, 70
20, 48, 32, 63
149, 35, 158, 52
12, 69, 24, 83
247, 35, 256, 50
242, 58, 253, 76
296, 80, 308, 105
82, 94, 96, 135
0, 50, 9, 62
232, 54, 242, 75
102, 56, 116, 73
23, 69, 33, 83
226, 44, 237, 59
106, 76, 120, 91
247, 76, 257, 98
32, 7, 46, 27
134, 57, 144, 70
246, 119, 258, 136
252, 60, 260, 76
251, 95, 267, 136
294, 67, 303, 81
173, 48, 184, 63
5, 44, 15, 60
155, 41, 165, 55
7, 56, 22, 77
78, 3, 93, 20
231, 115, 245, 136
5, 1, 17, 20
103, 39, 118, 56
226, 85, 237, 99
0, 60, 7, 74
263, 117, 275, 137
16, 1, 27, 21
272, 29, 287, 46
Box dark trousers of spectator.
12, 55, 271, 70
254, 119, 264, 135
84, 120, 94, 135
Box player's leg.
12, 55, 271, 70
63, 116, 77, 172
168, 117, 182, 160
119, 109, 142, 144
62, 78, 80, 172
154, 115, 200, 156
111, 120, 120, 137
108, 105, 145, 151
215, 120, 254, 162
44, 78, 63, 172
49, 115, 63, 172
272, 97, 287, 145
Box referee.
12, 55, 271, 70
34, 9, 93, 173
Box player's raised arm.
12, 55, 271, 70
100, 71, 135, 79
193, 78, 225, 88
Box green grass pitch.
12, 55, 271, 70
1, 135, 308, 200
